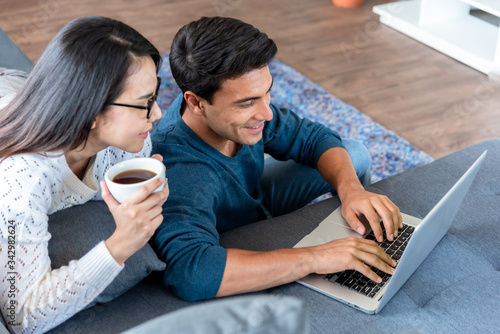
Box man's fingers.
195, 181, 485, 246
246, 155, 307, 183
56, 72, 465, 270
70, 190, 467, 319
358, 239, 396, 265
347, 240, 396, 282
360, 243, 396, 274
373, 197, 402, 242
343, 210, 367, 236
359, 259, 395, 283
364, 210, 384, 242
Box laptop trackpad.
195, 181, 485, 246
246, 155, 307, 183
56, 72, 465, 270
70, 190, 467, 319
294, 207, 369, 248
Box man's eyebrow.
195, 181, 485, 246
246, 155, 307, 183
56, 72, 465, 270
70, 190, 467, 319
233, 77, 274, 104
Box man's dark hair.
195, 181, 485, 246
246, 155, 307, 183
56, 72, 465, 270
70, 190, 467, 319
169, 16, 277, 104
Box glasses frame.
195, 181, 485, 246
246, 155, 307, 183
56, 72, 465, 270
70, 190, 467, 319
110, 76, 162, 119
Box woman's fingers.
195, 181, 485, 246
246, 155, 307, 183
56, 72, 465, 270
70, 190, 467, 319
100, 180, 120, 210
123, 177, 166, 205
151, 153, 163, 161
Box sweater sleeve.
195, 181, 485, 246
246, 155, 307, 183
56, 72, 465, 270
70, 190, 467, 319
263, 104, 344, 167
152, 161, 227, 302
0, 159, 123, 334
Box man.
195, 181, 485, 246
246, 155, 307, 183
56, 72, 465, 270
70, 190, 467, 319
152, 17, 402, 301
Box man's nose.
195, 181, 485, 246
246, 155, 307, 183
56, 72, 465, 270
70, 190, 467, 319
255, 100, 273, 121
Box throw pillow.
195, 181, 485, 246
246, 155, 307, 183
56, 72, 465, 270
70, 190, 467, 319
121, 295, 308, 334
48, 201, 166, 307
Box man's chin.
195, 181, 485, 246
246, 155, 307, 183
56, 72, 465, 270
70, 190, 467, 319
238, 135, 263, 147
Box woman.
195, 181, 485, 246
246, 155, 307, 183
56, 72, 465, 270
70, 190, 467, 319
0, 16, 169, 333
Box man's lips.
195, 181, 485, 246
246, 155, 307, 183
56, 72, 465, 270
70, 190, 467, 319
243, 123, 265, 132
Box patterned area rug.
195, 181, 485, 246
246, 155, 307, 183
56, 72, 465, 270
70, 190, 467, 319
156, 55, 434, 182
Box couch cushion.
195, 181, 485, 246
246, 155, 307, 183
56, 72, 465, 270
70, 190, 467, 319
48, 201, 166, 307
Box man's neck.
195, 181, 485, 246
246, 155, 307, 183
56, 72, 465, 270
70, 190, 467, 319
181, 102, 240, 157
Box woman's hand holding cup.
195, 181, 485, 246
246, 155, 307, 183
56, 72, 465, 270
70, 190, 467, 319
102, 154, 169, 265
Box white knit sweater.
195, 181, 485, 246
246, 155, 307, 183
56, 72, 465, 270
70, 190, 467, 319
0, 138, 152, 333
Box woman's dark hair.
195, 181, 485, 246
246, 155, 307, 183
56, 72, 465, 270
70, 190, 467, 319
169, 16, 277, 104
0, 16, 161, 159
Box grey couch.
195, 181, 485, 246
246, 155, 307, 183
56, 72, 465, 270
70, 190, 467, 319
2, 27, 499, 333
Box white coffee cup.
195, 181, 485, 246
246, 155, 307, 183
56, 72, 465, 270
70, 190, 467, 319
104, 157, 166, 203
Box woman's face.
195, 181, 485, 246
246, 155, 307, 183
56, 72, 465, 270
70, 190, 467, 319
90, 56, 162, 153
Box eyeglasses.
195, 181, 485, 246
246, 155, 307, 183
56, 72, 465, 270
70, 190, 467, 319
110, 77, 162, 119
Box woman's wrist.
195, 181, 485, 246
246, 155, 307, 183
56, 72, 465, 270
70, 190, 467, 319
104, 236, 129, 265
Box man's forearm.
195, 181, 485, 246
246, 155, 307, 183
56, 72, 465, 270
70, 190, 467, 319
215, 248, 313, 297
216, 237, 397, 297
317, 147, 364, 200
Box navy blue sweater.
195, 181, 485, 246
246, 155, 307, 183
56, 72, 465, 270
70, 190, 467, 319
151, 94, 343, 301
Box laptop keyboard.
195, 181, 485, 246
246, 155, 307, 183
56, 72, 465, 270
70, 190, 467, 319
325, 223, 415, 298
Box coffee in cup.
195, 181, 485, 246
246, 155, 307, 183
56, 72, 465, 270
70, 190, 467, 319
113, 169, 157, 184
104, 157, 166, 203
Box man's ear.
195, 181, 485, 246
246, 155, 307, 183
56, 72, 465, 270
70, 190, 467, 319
184, 91, 206, 116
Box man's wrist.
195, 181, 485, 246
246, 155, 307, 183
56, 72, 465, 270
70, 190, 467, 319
294, 247, 320, 276
336, 179, 364, 202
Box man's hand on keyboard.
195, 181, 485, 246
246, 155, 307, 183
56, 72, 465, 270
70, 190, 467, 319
307, 237, 397, 284
339, 188, 403, 242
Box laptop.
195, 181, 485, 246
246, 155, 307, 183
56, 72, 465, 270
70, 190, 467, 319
293, 150, 487, 314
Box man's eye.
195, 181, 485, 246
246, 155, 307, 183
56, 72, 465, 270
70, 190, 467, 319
240, 101, 254, 108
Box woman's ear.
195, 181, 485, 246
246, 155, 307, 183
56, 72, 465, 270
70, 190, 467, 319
184, 91, 206, 116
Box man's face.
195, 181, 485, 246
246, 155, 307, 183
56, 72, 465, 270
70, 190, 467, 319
201, 66, 274, 148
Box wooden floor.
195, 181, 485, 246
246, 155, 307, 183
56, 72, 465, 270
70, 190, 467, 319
1, 0, 498, 159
